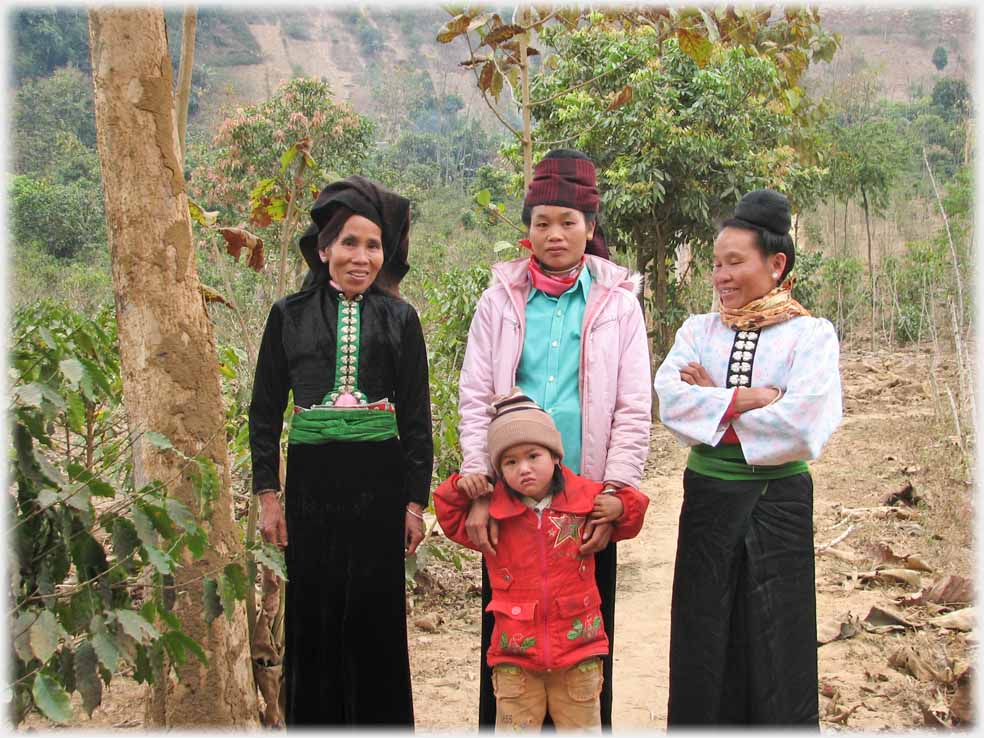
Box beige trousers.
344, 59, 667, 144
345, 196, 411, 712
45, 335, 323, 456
492, 658, 603, 733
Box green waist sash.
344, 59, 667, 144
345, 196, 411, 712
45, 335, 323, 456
686, 443, 808, 481
288, 407, 398, 445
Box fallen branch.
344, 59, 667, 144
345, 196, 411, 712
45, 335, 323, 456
816, 524, 856, 553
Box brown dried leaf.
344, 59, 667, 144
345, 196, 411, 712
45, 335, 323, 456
818, 612, 863, 645
864, 604, 916, 629
220, 227, 265, 272
876, 568, 922, 588
607, 85, 633, 111
949, 667, 973, 724
924, 575, 974, 606
827, 701, 865, 724
437, 14, 472, 43
882, 481, 921, 506
482, 23, 524, 47
414, 613, 441, 632
200, 284, 231, 308
930, 606, 975, 632
253, 663, 284, 727
479, 60, 495, 92
888, 645, 949, 683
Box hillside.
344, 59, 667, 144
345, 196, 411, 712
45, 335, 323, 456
188, 6, 975, 139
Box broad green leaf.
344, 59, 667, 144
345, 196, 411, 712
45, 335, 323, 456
279, 143, 300, 175
57, 590, 96, 635
13, 383, 43, 408
143, 431, 173, 452
68, 463, 115, 498
223, 563, 249, 599
131, 506, 158, 548
32, 672, 73, 724
70, 530, 108, 582
57, 647, 75, 693
58, 358, 85, 387
32, 447, 66, 489
13, 610, 38, 662
74, 641, 102, 717
251, 543, 288, 580
192, 456, 220, 518
203, 578, 223, 624
66, 394, 86, 433
163, 498, 198, 533
493, 240, 516, 253
475, 188, 492, 207
184, 527, 207, 559
142, 544, 174, 575
163, 630, 207, 667
114, 609, 160, 642
89, 615, 121, 673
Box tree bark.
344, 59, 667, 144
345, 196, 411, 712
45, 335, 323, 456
174, 6, 197, 163
519, 6, 533, 187
861, 186, 875, 351
87, 7, 258, 727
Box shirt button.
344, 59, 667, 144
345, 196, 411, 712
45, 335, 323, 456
551, 340, 559, 348
503, 574, 511, 581
548, 376, 555, 382
583, 596, 590, 606
556, 310, 563, 317
511, 606, 522, 616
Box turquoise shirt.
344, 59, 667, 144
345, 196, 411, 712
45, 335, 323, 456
516, 266, 592, 473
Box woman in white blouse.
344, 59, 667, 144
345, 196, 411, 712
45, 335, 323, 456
654, 189, 842, 726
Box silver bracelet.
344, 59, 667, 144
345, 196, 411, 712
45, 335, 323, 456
763, 387, 783, 407
406, 507, 424, 520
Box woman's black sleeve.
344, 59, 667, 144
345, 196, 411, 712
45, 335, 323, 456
249, 303, 290, 493
395, 306, 434, 507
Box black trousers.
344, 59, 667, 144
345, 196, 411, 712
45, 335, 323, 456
667, 469, 819, 727
478, 543, 617, 731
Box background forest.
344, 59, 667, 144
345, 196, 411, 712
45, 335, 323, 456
6, 4, 976, 730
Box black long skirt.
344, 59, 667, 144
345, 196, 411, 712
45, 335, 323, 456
282, 438, 414, 727
477, 542, 618, 731
667, 469, 818, 726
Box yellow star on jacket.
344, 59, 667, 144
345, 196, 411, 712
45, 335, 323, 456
549, 513, 585, 548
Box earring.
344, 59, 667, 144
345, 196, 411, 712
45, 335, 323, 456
773, 273, 779, 279
320, 254, 328, 263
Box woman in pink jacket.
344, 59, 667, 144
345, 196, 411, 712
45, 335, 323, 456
456, 149, 652, 728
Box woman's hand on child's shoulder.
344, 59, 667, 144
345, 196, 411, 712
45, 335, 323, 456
457, 473, 493, 499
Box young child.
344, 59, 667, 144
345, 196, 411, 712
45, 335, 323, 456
434, 390, 649, 732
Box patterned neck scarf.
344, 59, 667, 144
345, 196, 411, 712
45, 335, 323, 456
528, 255, 585, 297
719, 277, 811, 330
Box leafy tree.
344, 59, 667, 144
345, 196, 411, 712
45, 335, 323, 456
13, 66, 98, 180
10, 175, 107, 260
11, 8, 90, 81
191, 77, 373, 220
825, 115, 909, 347
931, 45, 948, 71
526, 29, 828, 348
931, 77, 971, 122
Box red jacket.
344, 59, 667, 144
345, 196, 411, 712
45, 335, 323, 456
434, 466, 649, 671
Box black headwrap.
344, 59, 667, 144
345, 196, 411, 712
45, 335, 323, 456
730, 189, 791, 236
299, 175, 411, 292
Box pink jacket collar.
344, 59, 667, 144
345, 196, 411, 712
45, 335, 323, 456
491, 254, 637, 295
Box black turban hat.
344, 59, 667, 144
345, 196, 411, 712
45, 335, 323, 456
731, 189, 791, 236
299, 175, 411, 291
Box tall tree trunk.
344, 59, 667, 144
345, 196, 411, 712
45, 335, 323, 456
174, 6, 197, 163
861, 187, 875, 352
518, 5, 533, 187
87, 7, 259, 727
653, 224, 670, 352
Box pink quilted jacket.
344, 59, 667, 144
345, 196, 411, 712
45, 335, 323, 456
458, 255, 652, 486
